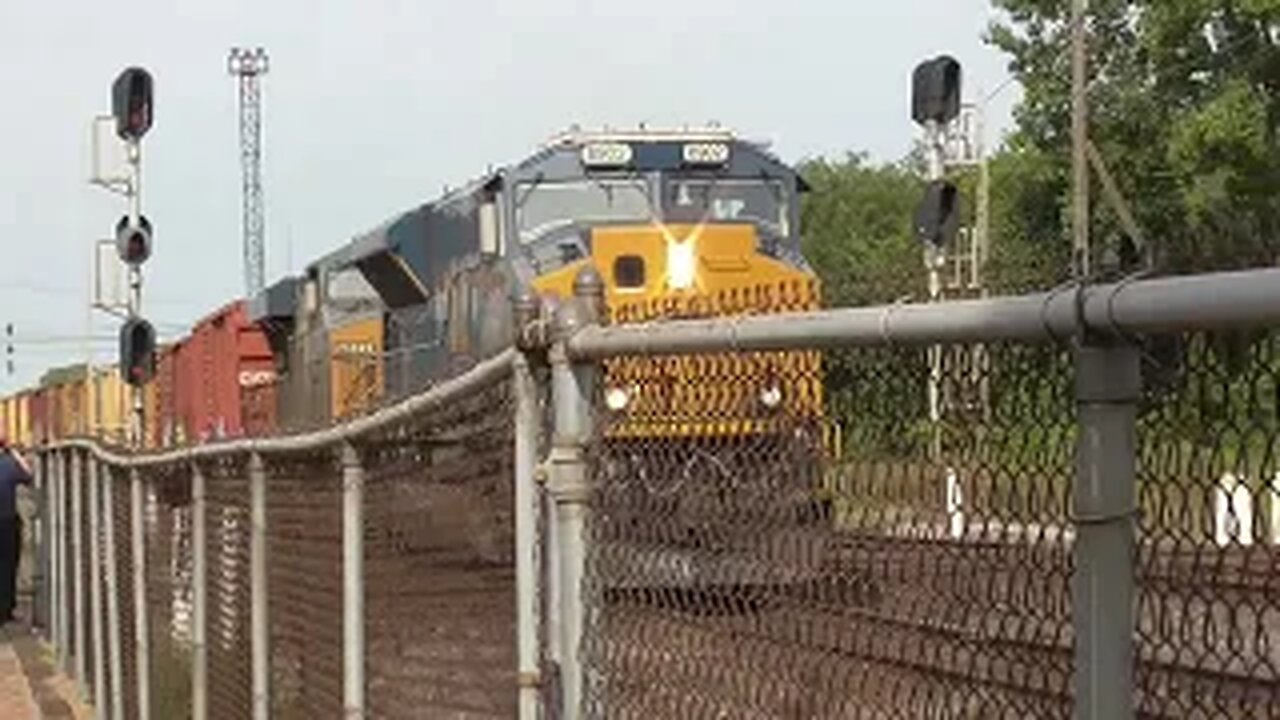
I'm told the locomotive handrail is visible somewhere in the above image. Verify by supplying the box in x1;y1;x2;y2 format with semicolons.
566;266;1280;359
47;347;517;466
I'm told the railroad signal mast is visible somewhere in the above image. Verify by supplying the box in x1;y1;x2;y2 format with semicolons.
228;47;269;300
98;66;157;446
911;55;963;462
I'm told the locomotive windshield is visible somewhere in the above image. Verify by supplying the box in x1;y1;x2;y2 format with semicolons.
661;178;789;239
516;176;789;244
516;179;652;245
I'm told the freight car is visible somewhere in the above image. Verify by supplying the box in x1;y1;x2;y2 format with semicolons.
0;363;129;447
0;391;33;448
42;364;128;444
149;301;277;446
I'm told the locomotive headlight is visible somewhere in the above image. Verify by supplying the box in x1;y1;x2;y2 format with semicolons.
759;383;784;410
605;386;631;412
667;237;697;290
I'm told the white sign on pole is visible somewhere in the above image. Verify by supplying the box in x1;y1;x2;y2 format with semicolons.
1269;473;1280;546
90;115;129;191
945;467;965;540
94;239;127;311
1213;472;1254;547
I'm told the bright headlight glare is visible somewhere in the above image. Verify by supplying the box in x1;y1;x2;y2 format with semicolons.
667;238;696;290
605;386;631;411
759;384;783;409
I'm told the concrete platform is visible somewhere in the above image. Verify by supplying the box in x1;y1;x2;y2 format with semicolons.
0;605;92;720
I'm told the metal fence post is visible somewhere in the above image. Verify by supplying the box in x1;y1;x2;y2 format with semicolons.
88;457;107;718
72;448;87;688
249;451;270;720
46;452;60;648
130;466;152;720
56;450;69;671
547;268;601;720
33;451;47;635
514;359;540;718
102;464;125;720
514;292;543;720
341;442;365;720
1073;341;1139;720
191;460;208;720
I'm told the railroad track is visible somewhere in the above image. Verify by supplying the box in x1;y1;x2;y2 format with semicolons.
590;527;1279;717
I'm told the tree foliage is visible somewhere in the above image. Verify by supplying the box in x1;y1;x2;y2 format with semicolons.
796;2;1280;465
799;154;924;307
989;0;1280;274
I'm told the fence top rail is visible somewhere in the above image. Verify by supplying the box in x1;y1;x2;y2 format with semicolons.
48;347;516;468
567;266;1280;359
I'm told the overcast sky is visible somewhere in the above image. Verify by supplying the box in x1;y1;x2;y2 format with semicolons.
0;0;1019;392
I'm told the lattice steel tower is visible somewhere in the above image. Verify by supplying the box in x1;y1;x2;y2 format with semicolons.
228;47;269;298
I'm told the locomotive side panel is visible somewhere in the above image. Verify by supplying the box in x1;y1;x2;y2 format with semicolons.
329;315;384;421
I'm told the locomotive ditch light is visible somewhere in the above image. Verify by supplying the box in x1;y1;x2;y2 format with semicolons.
759;383;784;410
605;386;631;412
914;180;961;250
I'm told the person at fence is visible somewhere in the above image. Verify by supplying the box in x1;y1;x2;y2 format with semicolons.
0;434;32;624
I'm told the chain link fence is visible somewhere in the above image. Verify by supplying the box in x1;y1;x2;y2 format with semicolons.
24;266;1280;720
582;340;1079;719
364;380;517;718
205;455;253;720
1133;330;1280;716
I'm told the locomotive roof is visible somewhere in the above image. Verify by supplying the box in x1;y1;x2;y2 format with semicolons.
261;127;804;311
346;129;800;251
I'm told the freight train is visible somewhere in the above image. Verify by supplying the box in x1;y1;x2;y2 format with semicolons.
2;127;826;471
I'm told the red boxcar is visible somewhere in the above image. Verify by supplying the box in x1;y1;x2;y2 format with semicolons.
168;301;277;444
151;341;183;447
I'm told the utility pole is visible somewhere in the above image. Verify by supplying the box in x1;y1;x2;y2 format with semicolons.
1071;0;1090;279
971;101;990;293
228;47;269;300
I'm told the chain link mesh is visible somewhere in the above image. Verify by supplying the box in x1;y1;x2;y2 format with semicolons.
142;463;194;718
111;463;140;720
30;309;1280;719
1134;329;1280;716
206;456;253;720
363;378;516;719
581;324;1280;718
582;339;1076;718
77;453;100;706
266;450;344;719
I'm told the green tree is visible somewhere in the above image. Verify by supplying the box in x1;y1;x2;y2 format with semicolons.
799;154;925;307
988;0;1280;274
988;0;1280;495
